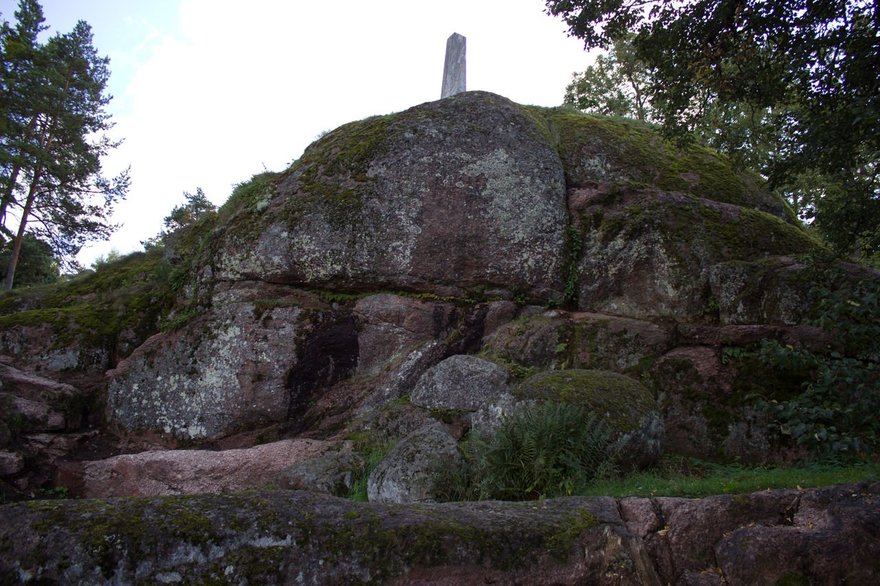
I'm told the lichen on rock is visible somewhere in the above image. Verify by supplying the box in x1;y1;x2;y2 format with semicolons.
213;92;569;303
105;285;346;441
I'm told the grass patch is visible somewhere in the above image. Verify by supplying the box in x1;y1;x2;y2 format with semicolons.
345;432;396;502
579;456;880;498
435;402;617;502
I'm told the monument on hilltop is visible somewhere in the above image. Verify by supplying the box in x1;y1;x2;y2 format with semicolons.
441;33;466;98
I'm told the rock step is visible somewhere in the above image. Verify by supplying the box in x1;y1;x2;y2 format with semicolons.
57;439;335;498
1;482;877;585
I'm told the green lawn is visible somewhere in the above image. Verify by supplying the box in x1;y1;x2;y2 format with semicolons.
579;457;880;498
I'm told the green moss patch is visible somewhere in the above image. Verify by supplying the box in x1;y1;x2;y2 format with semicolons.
524;105;792;221
594;190;820;266
515;369;655;432
0;249;177;354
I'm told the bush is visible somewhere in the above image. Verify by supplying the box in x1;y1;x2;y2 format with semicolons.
436;402;616;501
754;266;880;457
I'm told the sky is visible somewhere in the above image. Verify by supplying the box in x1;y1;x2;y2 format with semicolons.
0;0;594;267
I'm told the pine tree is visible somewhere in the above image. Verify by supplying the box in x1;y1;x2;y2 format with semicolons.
0;1;128;289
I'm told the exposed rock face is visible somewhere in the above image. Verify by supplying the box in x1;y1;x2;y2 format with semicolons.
485;310;674;373
367;421;461;503
571;188;817;320
2;482;877;585
57;439;333;498
106;284;356;441
354;294;458;377
215;92;568;303
0;361;99;497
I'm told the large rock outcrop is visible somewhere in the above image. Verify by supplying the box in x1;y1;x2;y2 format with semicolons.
2;482;877;585
570;187;818;320
215;92;569;303
1;89;877;498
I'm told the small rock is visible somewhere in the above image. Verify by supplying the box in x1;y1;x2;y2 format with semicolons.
275;448;362;496
367;422;460;503
0;451;24;476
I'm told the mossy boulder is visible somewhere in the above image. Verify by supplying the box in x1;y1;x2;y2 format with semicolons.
213;91;568;303
525;106;792;220
515;369;662;469
367;421;461;504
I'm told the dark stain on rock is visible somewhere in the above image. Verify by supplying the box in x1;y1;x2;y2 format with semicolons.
286;314;358;432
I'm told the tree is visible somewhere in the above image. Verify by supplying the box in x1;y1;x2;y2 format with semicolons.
141;188;217;250
0;0;128;289
0;233;58;287
564;35;653;121
0;0;47;230
564;35;780;174
546;0;880;259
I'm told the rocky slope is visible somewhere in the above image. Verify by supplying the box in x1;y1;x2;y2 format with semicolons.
0;91;878;582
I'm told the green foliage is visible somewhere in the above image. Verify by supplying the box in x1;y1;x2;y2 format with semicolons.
564;34;651;122
89;248;121;270
142;187;217;250
436;402;616;501
752;268;880;457
0;234;58;287
1;1;129;287
345;432;395;502
562;225;582;307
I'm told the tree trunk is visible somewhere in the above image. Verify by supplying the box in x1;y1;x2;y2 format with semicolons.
0;115;39;228
3;167;41;290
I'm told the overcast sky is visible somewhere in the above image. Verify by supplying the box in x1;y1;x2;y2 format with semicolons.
0;0;593;266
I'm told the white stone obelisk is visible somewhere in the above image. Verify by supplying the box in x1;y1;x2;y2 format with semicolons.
441;33;466;98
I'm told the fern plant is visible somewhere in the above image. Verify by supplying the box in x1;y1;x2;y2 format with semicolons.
435;402;617;501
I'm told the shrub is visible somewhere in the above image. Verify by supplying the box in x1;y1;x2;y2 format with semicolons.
436;402;616;501
754;266;880;457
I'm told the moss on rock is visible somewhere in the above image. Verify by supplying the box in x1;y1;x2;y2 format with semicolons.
0;249;177;371
1;490;642;584
575;188;822;321
515;369;655;434
524;106;793;221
